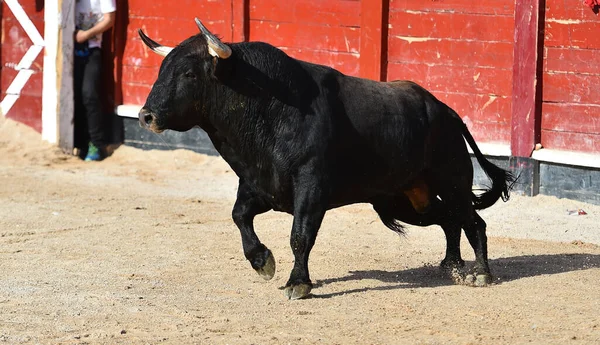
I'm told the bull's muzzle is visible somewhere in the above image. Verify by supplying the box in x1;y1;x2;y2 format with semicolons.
138;107;163;133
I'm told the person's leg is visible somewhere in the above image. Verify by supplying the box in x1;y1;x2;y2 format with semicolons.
81;48;107;159
73;55;89;157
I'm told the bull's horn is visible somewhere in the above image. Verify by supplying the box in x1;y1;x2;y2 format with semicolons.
138;29;174;57
194;18;232;59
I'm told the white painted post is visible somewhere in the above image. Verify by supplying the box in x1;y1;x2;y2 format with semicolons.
42;0;75;152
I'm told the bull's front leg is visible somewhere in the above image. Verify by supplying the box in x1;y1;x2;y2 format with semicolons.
232;180;276;280
284;175;328;300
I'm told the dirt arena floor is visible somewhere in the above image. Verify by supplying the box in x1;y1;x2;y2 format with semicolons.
1;116;599;345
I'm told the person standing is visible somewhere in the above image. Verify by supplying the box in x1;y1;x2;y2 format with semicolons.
74;0;116;161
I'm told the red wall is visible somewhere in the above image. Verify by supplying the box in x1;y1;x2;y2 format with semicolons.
387;0;515;144
121;0;235;105
2;0;599;156
248;0;361;76
541;0;600;153
0;1;44;132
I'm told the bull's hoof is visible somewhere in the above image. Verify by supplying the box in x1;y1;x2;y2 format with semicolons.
255;250;276;281
465;273;492;287
283;283;312;300
440;258;465;270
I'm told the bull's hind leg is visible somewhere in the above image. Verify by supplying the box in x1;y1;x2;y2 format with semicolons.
373;196;465;271
462;211;492;286
232;180;276;280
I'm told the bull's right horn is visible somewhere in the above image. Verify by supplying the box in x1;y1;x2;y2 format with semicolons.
194;18;232;59
138;29;174;57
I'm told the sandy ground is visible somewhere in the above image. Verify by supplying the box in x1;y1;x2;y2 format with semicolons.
1;116;599;345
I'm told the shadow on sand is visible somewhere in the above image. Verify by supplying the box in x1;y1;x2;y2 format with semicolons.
311;253;600;299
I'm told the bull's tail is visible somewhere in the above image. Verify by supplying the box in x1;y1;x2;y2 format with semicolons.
451;110;517;210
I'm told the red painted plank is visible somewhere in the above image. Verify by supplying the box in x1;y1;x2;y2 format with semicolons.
511;0;543;157
389;0;514;15
468;121;511;144
122;83;152;106
232;0;247;42
545;21;600;49
128;0;231;21
1;19;45;47
122;38;169;68
435;92;512;124
120;66;160;86
4;95;42;133
388;11;514;42
127;17;225;45
1;68;43;96
544;47;600;75
1;44;44;71
541;130;600;153
543;72;600;104
249;0;361;27
359;0;385;80
387;62;512;96
248;21;360;53
280;48;360;76
542;102;600;134
1;7;44;21
545;0;600;21
387;37;513;69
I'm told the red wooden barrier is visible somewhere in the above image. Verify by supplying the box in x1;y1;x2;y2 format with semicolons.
3;0;599;157
541;0;600;154
511;0;544;157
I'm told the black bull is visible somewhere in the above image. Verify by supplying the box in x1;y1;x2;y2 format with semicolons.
137;19;515;300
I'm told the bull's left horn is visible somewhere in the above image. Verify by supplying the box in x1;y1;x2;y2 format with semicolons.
138;29;174;57
194;18;232;59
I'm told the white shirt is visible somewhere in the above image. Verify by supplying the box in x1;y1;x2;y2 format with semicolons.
75;0;116;49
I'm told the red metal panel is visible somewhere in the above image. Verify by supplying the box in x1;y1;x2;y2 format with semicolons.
249;0;360;27
542;103;600;135
390;0;514;15
543;72;600;105
388;38;513;69
541;130;600;153
511;0;543;157
388;11;514;42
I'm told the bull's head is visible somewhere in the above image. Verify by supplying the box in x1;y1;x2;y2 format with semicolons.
138;19;232;133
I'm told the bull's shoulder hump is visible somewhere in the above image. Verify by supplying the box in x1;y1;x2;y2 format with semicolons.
385;80;423;90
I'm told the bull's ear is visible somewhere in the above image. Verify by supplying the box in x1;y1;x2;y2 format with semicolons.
194;18;232;59
138;29;174;57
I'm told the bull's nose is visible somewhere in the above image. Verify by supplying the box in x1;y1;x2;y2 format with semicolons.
138;108;156;128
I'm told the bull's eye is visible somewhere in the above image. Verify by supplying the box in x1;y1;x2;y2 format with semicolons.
184;71;196;79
